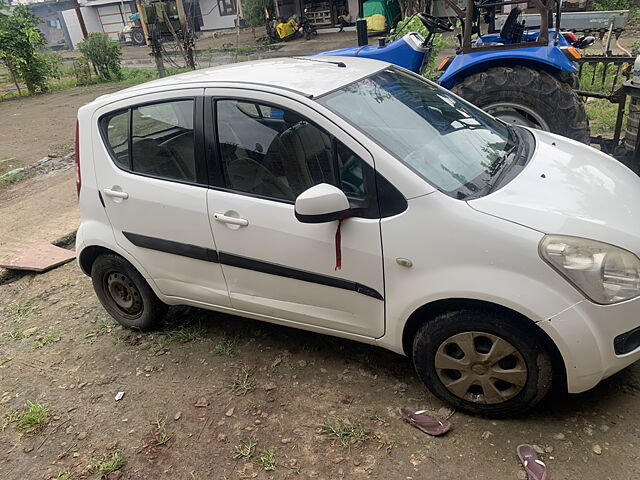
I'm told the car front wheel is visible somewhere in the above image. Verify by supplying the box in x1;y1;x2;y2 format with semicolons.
412;309;553;417
91;253;167;330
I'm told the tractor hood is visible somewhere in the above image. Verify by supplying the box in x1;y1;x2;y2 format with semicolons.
468;129;640;255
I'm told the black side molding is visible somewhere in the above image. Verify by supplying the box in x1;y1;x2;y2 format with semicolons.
122;232;383;301
219;252;383;301
123;232;219;263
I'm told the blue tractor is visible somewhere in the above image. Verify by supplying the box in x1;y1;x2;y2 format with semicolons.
316;0;591;143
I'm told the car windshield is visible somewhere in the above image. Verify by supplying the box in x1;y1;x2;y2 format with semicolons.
318;68;516;199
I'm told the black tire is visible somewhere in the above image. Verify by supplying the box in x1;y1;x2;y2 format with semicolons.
451;66;590;144
91;253;167;330
131;29;146;46
412;309;553;418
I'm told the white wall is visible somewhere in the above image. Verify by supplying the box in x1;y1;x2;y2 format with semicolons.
199;0;236;30
61;6;102;48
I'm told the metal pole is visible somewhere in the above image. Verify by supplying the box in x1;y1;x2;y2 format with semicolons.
356;0;367;46
72;0;88;39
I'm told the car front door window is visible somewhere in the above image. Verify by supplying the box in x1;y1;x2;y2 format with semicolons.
215;99;370;205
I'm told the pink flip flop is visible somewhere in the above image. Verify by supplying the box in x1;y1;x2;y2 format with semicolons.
399;407;452;436
517;444;552;480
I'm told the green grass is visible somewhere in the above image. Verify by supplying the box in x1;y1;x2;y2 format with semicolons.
231;366;255;396
33;332;60;349
4;299;40;323
164;324;205;343
0;67;190;102
153;413;171;446
256;448;277;471
213;336;238;356
320;419;368;448
0;169;34;189
92;451;125;478
578;61;630;94
51;474;69;480
232;438;257;459
6;401;49;431
585;98;628;136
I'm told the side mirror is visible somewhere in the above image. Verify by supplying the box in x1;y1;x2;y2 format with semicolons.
574;36;596;49
295;183;350;223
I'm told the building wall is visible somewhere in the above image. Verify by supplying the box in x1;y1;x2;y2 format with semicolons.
199;0;236;30
30;1;73;47
61;6;101;48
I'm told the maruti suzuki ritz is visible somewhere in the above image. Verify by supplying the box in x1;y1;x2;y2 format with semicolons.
75;57;640;417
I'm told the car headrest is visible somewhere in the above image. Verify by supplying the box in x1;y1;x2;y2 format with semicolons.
283;110;303;125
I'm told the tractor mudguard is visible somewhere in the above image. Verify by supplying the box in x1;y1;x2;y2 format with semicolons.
313;33;429;73
439;44;578;89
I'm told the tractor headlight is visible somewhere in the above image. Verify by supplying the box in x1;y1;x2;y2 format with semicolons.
540;235;640;305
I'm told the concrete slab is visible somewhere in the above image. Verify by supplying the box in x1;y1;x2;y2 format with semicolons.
0;240;75;272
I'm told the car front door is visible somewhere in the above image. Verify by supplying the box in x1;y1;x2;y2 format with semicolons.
92;90;230;308
204;89;385;337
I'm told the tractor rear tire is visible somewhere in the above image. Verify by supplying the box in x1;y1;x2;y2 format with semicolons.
451;66;590;144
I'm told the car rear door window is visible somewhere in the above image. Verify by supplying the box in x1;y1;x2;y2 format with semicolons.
131;100;196;182
100;110;129;169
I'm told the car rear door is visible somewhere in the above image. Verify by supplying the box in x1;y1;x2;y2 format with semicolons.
203;88;385;338
92;89;230;307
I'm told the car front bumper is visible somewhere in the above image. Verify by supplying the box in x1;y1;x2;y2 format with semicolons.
537;296;640;393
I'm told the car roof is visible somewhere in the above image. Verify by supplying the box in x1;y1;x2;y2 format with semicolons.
98;56;389;104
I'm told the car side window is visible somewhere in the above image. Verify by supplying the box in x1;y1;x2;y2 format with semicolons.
131;100;196;182
215;99;370;204
100;110;129;169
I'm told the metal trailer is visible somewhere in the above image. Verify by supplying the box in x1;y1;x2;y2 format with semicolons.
493;9;630;32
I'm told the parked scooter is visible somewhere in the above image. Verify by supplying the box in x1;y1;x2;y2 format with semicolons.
299;9;318;40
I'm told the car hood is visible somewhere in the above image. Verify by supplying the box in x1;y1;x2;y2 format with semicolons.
468;129;640;255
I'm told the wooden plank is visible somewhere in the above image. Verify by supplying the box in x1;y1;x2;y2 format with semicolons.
0;241;75;273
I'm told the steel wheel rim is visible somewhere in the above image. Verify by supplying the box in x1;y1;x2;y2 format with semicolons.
484;102;550;131
104;270;143;317
434;331;528;405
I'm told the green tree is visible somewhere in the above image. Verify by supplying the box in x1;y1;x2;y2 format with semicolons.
242;0;273;28
0;5;55;94
77;33;122;81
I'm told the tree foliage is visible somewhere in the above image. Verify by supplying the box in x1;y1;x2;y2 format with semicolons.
78;33;123;81
0;5;57;94
242;0;273;27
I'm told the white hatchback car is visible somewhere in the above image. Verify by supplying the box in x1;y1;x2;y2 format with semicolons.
76;57;640;417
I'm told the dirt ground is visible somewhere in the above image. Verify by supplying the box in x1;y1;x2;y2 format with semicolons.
1;42;640;480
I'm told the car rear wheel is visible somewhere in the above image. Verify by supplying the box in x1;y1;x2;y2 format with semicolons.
450;66;590;144
91;253;167;330
412;309;553;417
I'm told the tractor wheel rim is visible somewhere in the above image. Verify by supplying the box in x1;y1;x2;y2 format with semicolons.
105;271;143;315
434;331;528;405
484;102;550;131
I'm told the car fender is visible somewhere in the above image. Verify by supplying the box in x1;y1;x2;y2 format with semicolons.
374;193;586;356
439;45;578;89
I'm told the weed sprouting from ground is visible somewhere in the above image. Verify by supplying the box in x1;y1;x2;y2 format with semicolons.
368;411;384;422
256;448;277;471
232;438;257;459
231;366;255;396
33;332;60;349
92;451;125;477
51;474;69;480
213;336;238;356
164;324;205;343
320;419;368;448
6;401;48;431
153;412;171;446
4;299;40;323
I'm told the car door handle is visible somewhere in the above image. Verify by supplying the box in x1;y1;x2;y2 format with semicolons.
213;213;249;226
103;188;129;200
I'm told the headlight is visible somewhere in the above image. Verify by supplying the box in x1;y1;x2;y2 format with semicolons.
540;235;640;305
